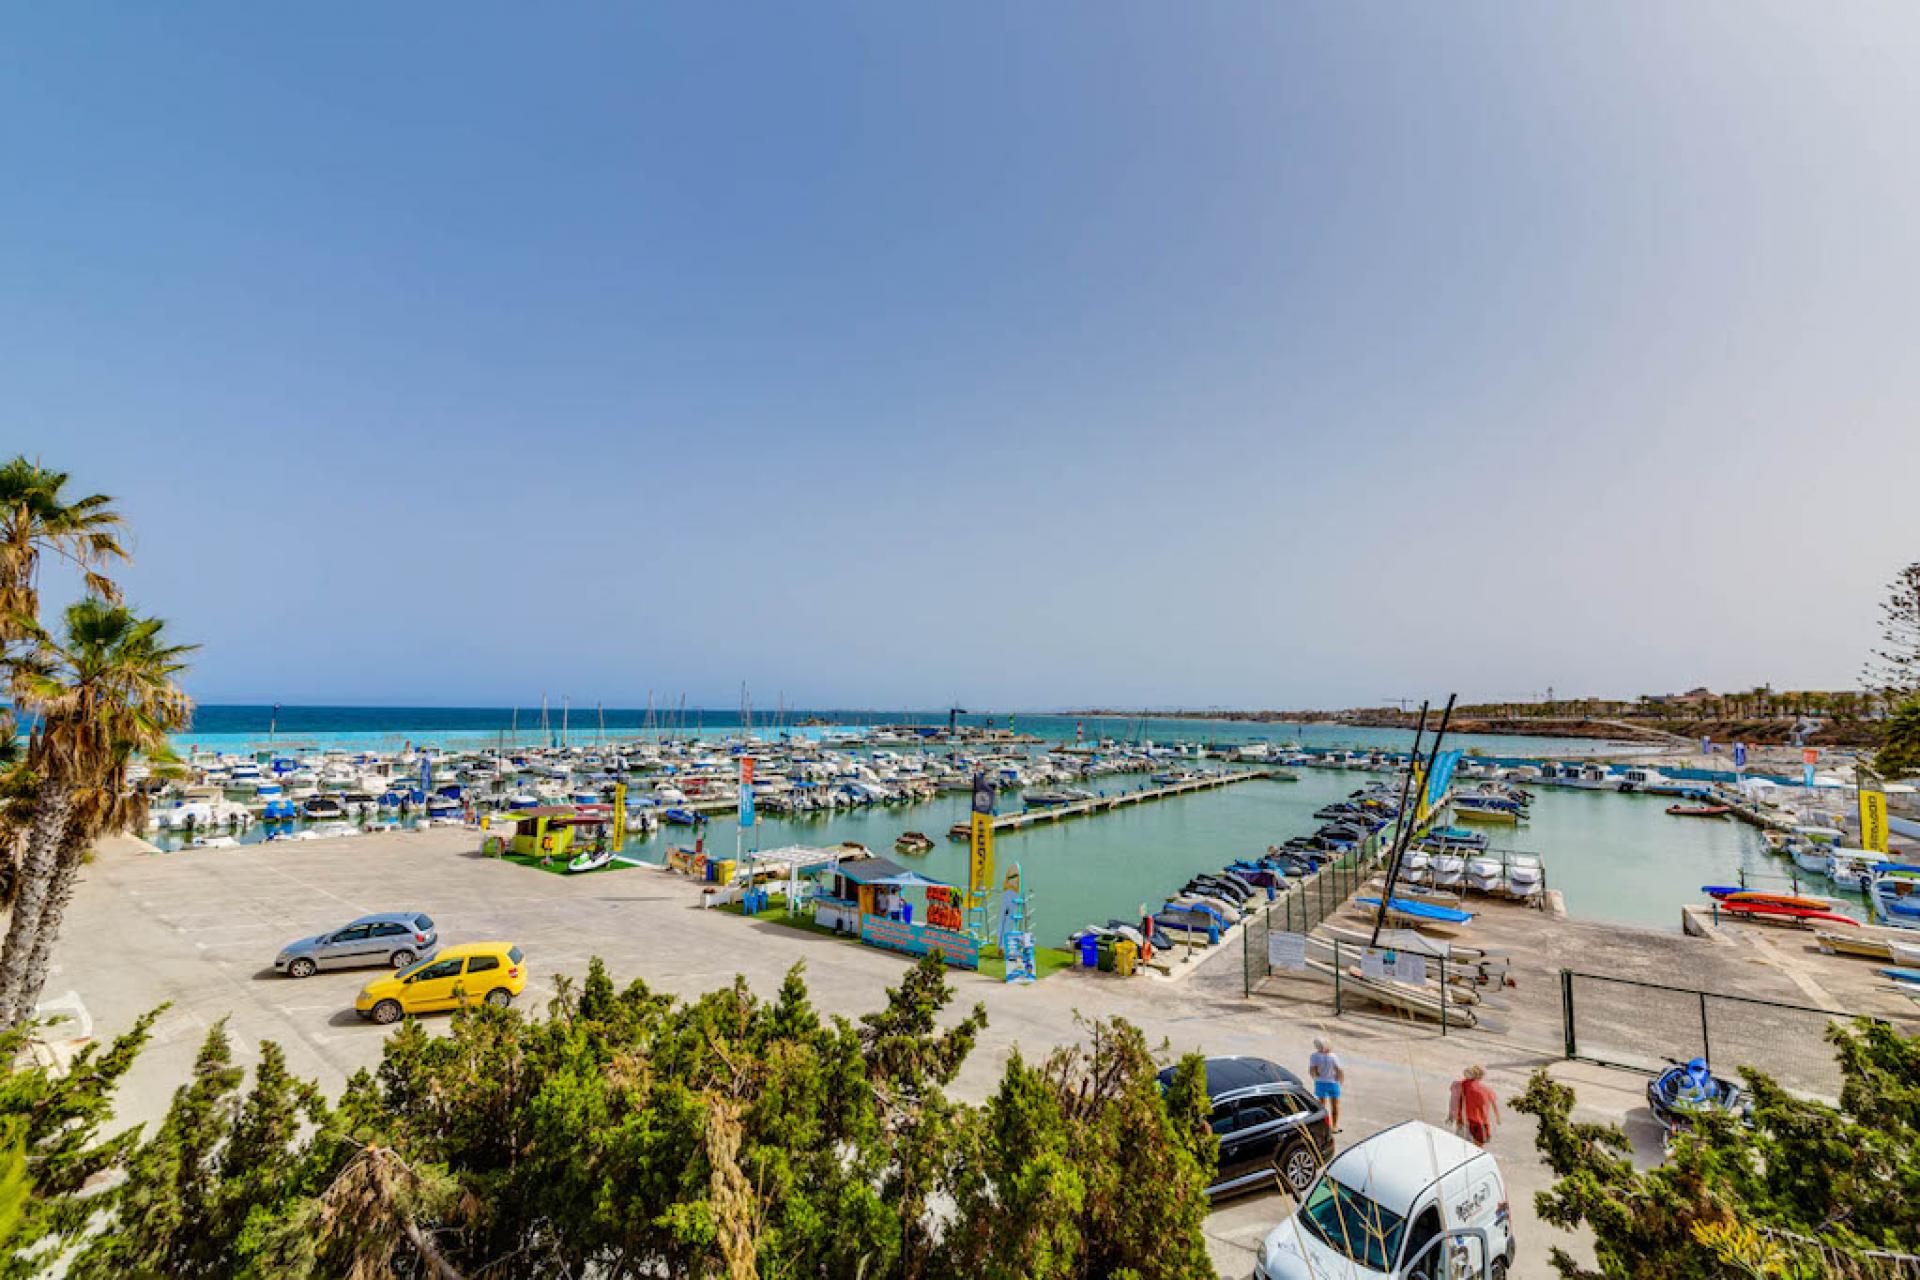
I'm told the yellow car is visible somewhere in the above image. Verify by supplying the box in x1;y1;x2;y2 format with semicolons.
354;941;526;1024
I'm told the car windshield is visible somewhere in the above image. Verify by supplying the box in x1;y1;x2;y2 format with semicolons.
394;953;440;981
1298;1174;1407;1272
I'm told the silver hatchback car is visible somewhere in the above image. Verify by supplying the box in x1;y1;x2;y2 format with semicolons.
274;912;438;978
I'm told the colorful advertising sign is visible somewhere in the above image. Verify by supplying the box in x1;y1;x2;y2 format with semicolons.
612;783;628;849
968;773;996;908
1860;769;1890;853
859;915;981;969
738;756;755;828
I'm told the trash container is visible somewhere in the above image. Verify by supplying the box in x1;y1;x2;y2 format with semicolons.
1097;938;1117;972
1078;934;1100;968
1114;939;1138;977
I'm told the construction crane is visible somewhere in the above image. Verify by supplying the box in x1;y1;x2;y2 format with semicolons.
1380;697;1420;712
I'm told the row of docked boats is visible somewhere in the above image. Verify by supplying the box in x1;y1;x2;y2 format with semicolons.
1067;783;1409;955
1756;823;1920;924
145;732;1184;845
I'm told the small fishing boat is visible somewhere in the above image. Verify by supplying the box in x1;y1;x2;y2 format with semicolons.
1666;803;1731;818
947;822;973;841
1451;796;1521;824
894;831;934;856
1823;848;1887;892
300;795;345;821
1868;865;1920;929
663;807;704;826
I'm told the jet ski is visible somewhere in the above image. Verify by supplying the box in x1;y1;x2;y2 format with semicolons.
567;846;615;874
1647;1057;1747;1146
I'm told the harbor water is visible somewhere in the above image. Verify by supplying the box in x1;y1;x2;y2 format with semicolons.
148;703;1848;938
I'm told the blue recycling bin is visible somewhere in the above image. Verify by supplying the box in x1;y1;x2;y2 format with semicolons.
1078;934;1100;968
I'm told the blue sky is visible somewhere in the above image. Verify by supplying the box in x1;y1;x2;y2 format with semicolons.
8;4;1919;709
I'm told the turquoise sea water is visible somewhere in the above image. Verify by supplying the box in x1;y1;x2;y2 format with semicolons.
171;705;1635;759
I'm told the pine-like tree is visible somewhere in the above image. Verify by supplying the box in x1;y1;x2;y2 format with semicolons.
1865;562;1920;697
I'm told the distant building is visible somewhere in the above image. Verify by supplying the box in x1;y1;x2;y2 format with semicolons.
1641;687;1715;708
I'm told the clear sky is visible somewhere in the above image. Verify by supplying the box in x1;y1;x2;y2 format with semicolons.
8;4;1919;710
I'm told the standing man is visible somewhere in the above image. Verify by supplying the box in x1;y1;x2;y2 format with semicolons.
1308;1037;1344;1134
1449;1065;1501;1146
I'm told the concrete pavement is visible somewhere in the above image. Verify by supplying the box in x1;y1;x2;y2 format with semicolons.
42;827;1651;1276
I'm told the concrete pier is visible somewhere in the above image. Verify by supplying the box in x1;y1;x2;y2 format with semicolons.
991;768;1291;832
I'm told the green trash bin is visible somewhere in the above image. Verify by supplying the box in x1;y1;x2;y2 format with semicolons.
1097;938;1117;972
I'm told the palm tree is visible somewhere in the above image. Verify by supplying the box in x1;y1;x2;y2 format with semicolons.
0;456;126;652
0;600;192;1030
0;459;125;910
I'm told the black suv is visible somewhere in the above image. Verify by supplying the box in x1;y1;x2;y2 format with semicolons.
1158;1055;1332;1199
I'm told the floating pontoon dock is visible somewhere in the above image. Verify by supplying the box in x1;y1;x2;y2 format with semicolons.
991;768;1291;833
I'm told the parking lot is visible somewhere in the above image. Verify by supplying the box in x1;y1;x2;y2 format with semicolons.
49;827;1624;1275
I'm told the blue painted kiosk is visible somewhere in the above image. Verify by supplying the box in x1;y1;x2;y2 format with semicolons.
814;856;981;970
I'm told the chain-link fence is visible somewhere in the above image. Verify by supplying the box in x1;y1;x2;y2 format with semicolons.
1562;970;1873;1101
1243;837;1381;997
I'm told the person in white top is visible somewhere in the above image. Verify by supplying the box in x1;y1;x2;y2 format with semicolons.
1307;1036;1344;1133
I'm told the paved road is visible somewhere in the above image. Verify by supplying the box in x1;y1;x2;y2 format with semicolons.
45;828;1651;1275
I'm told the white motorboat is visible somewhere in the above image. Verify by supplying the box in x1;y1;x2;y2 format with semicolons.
1828;848;1890;893
1464;857;1503;893
1790;842;1833;876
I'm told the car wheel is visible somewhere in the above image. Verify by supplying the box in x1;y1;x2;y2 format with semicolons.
485;988;512;1009
1276;1141;1320;1196
372;999;403;1025
287;957;317;979
390;949;416;969
1490;1261;1508;1280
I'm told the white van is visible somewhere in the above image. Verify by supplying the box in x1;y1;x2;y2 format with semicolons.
1254;1120;1514;1280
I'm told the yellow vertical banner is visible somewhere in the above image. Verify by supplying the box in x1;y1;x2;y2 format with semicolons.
1860;770;1889;853
1413;765;1430;825
969;812;994;906
612;782;628;850
967;772;996;908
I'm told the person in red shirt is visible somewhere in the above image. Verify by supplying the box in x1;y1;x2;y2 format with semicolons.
1449;1064;1500;1146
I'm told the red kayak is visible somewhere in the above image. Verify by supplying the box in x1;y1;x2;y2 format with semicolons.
1718;900;1859;927
1668;804;1731;817
1720;890;1836;910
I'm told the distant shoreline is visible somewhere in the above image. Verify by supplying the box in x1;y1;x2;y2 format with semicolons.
1059;708;1879;748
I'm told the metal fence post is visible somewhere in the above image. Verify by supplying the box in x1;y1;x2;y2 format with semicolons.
1700;991;1712;1063
1334;938;1343;1014
1243;915;1250;997
1440;956;1448;1037
1561;969;1576;1058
